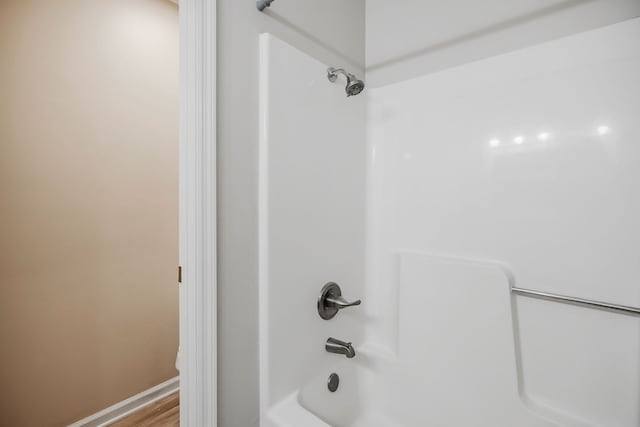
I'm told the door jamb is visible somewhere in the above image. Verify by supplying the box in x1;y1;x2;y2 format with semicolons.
179;0;217;425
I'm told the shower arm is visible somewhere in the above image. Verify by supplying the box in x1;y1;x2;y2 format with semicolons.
327;68;348;82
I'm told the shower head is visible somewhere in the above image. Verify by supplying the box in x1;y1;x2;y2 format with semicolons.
327;67;365;97
345;76;365;97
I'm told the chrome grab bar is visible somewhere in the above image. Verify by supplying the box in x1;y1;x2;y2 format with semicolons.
512;287;640;316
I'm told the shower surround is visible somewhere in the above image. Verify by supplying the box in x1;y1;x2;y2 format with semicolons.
259;18;640;427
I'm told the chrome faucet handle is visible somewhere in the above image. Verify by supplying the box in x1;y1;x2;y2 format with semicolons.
325;295;361;309
318;282;361;320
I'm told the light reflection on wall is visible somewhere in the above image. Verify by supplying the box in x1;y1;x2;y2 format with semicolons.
487;125;612;149
537;132;551;141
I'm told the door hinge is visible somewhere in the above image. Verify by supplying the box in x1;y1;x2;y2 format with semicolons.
178;266;182;284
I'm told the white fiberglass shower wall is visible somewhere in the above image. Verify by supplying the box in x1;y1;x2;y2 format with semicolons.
366;18;640;427
258;16;640;427
259;33;367;427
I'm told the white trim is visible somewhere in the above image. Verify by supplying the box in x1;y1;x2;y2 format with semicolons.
67;377;179;427
179;0;217;426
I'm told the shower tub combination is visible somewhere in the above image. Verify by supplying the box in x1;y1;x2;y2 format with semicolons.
266;256;570;427
259;18;640;427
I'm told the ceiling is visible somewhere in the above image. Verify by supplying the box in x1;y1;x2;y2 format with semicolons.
365;0;640;86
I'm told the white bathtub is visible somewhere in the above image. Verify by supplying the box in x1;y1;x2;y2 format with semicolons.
267;357;389;427
267;344;566;427
262;248;627;427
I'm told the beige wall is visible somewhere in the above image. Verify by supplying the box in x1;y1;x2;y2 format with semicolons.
0;1;179;426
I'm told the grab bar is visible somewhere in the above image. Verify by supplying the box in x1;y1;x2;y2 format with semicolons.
512;287;640;316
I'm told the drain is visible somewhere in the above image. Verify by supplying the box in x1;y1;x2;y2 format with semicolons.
327;373;339;392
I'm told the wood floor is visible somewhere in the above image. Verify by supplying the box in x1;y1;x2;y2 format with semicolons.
110;392;179;427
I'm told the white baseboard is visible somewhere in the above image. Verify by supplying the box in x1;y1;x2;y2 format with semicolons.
67;376;179;427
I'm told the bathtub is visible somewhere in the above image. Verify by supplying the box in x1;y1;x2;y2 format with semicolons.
266;344;567;427
266;355;389;427
260;249;608;427
262;250;638;427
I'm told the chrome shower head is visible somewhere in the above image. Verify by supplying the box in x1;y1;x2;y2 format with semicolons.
327;67;365;97
345;76;364;97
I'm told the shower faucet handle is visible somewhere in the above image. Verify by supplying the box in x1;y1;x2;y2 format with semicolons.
318;282;361;320
325;295;361;309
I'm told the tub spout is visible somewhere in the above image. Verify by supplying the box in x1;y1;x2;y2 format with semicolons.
325;337;356;358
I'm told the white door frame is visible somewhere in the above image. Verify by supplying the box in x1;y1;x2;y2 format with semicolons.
179;0;217;425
